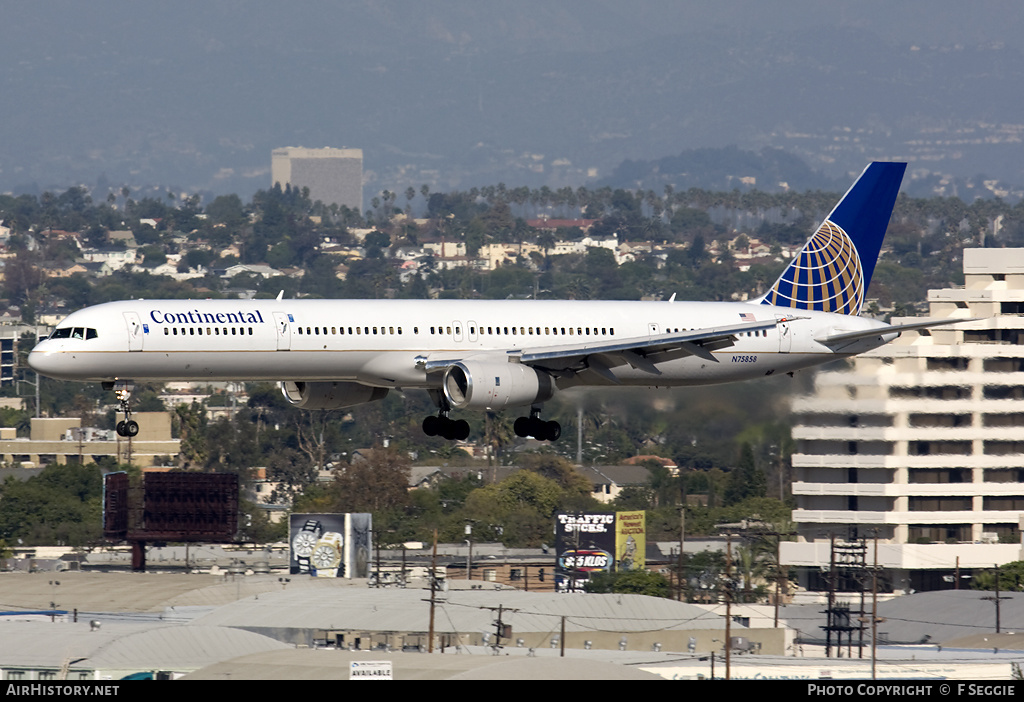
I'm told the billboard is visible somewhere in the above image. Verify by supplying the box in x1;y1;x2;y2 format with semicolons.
555;511;647;591
290;513;372;579
102;471;238;542
615;510;646;572
554;512;615;592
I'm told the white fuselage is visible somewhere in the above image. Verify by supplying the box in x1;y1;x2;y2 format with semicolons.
28;298;892;392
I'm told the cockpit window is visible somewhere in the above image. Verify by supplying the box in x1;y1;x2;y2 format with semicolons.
49;327;97;340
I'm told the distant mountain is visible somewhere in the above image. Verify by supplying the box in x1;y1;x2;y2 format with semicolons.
600;147;1024;201
601;147;845;193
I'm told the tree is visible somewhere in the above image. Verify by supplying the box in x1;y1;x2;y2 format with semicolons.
724;442;766;506
0;462;104;546
318;448;411;514
174;402;208;469
584;570;672;598
518;453;592;496
461;470;569;547
971;561;1024;591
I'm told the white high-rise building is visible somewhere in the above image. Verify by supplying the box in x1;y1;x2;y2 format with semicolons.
271;147;363;211
782;248;1024;594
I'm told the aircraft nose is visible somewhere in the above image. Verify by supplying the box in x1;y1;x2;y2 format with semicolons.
28;347;67;379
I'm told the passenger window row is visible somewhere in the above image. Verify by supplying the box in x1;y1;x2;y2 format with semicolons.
164;327;254;336
427;325;616;337
298;326;404;336
292;324;618;338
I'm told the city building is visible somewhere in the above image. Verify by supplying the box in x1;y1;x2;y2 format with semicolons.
271;146;362;211
0;413;180;468
782;248;1024;594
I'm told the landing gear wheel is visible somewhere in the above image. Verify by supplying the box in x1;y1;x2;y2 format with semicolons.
111;380;137;437
422;413;471;442
514;416;531;438
513;412;561;442
422;415;440;436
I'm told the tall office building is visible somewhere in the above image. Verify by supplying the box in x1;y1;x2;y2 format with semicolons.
271;147;363;211
782;248;1024;594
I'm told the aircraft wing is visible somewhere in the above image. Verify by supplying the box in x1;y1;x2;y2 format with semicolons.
418;318;780;382
415;319;782;384
507;317;782;381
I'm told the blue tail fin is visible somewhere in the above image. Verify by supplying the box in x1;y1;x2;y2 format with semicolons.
758;161;906;315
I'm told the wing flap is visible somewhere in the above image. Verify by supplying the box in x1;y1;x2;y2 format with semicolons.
514;318;781;373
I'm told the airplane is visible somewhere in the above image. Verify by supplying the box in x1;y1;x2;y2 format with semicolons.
28;161;957;442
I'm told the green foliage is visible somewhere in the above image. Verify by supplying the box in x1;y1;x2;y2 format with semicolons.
584;569;672;598
0;462;104;546
971;561;1024;591
684;496;792;537
723;442;766;506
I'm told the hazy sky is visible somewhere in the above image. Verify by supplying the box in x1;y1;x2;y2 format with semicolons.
2;1;1022;199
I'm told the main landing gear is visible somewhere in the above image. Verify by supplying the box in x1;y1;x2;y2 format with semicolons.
421;392;561;443
422;413;471;441
422;391;471;441
514;407;561;442
104;380;139;438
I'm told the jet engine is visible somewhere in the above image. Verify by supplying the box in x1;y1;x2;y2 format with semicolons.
280;381;389;410
441;361;555;411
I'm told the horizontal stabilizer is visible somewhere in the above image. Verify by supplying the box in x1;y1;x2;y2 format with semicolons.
815;317;976;346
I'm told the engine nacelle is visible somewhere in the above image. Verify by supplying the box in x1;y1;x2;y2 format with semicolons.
442;361;555;411
280;381;389;410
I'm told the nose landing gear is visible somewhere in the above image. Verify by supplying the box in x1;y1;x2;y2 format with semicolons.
105;380;139;438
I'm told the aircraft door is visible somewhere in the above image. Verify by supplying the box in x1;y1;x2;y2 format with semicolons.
468;320;478;343
123;312;145;352
453;321;463;342
777;316;792;353
274;312;291;351
648;323;660;338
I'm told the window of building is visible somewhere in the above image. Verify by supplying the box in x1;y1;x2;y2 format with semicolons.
909;497;972;511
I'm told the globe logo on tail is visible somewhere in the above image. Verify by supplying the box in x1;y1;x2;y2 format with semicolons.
764;220;865;315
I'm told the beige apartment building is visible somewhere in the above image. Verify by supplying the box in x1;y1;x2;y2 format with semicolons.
271;146;362;211
0;413;180;468
782;248;1024;594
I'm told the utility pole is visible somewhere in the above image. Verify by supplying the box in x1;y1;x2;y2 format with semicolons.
677;504;686;601
826;532;836;657
982;564;1009;633
495;604;506;649
465;523;473;580
576;405;583;466
428;530;438;652
560;615;566;657
725;534;733;681
871;535;882;679
823;533;868;658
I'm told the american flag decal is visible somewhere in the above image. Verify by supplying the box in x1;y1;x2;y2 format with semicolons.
739;312;755;322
